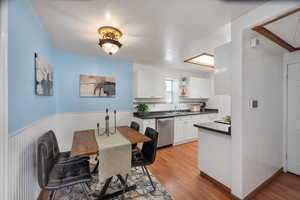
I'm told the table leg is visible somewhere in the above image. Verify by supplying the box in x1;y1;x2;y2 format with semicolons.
94;175;136;200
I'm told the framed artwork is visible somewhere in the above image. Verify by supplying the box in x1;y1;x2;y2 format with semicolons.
35;53;53;96
80;74;116;97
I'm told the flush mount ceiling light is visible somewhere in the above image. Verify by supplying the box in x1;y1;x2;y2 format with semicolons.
184;53;214;68
98;26;122;55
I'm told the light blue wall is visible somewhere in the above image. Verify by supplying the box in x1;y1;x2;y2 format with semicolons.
8;0;56;133
8;0;133;133
54;51;133;113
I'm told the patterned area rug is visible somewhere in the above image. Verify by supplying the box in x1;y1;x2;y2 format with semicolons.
55;166;174;200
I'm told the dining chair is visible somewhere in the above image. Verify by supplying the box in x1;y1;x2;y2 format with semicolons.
131;127;159;191
130;121;140;149
47;130;89;164
37;132;92;200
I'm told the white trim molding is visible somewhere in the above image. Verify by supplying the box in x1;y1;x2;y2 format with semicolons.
0;0;8;200
282;51;300;173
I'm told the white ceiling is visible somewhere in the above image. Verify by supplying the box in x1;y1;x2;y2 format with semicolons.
32;0;265;70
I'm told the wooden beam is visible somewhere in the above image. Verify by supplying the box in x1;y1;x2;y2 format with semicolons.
259;7;300;27
252;26;296;52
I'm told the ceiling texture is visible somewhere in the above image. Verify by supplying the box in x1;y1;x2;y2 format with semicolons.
32;0;264;70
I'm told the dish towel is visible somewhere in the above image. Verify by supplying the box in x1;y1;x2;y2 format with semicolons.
94;129;131;182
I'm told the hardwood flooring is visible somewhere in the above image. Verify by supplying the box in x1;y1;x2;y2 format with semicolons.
148;141;300;200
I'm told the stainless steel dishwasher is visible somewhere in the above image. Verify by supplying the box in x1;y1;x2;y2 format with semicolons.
156;117;174;148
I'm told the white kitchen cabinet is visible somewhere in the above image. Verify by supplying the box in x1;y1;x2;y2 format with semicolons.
187;77;211;99
141;119;156;133
214;42;231;95
174;114;217;145
133;117;156;148
174;116;198;144
134;69;165;98
174;119;185;143
133;117;156;134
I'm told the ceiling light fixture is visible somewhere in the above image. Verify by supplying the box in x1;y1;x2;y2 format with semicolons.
184;53;214;68
98;26;122;55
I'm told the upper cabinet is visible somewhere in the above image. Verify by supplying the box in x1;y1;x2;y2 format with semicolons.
214;42;232;95
186;77;211;99
134;69;165;99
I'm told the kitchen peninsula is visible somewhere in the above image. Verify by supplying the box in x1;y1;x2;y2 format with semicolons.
194;121;231;189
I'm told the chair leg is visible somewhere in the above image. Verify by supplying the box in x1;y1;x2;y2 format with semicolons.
144;166;155;192
141;166;145;175
80;183;91;200
50;190;57;200
122;174;129;200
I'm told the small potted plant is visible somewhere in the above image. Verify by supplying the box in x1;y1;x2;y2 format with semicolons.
136;104;149;113
223;115;231;124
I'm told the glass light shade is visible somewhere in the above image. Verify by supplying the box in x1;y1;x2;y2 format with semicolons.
184;53;214;68
101;42;119;55
192;54;214;66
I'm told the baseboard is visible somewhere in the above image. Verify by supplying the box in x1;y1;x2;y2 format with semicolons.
200;171;231;193
174;137;198;145
230;193;241;200
243;168;283;200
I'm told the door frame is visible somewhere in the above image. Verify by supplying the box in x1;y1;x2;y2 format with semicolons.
0;0;8;199
283;52;300;173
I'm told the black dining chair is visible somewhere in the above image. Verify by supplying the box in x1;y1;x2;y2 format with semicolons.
47;130;89;164
130;121;140;149
37;132;92;200
131;127;159;191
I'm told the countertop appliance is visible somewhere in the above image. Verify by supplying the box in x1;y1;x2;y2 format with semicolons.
189;102;206;112
156;117;174;148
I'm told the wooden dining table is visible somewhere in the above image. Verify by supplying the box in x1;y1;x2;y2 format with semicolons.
70;126;152;200
71;126;151;157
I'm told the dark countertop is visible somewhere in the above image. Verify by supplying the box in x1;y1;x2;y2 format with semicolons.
194;121;231;136
133;109;218;119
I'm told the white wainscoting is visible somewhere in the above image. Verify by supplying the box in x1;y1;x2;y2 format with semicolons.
8;110;133;200
8;114;57;200
55;110;133;151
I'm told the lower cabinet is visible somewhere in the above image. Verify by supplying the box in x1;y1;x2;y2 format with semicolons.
133;118;156;148
174;114;217;145
174;116;197;145
134;114;218;146
141;119;156;133
174;120;185;143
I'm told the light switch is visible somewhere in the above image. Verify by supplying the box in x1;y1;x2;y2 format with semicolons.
250;38;259;48
249;99;258;109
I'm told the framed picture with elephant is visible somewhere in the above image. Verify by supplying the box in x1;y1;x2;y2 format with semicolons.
80;74;116;97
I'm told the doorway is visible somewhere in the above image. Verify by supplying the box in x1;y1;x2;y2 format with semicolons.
287;62;300;175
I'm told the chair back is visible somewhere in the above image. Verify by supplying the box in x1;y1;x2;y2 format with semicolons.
141;127;159;164
37;132;56;189
47;130;60;158
130;121;140;132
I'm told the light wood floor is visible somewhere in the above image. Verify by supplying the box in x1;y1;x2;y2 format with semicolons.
148;141;300;200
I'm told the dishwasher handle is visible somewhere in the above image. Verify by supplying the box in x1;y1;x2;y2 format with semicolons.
156;117;174;121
